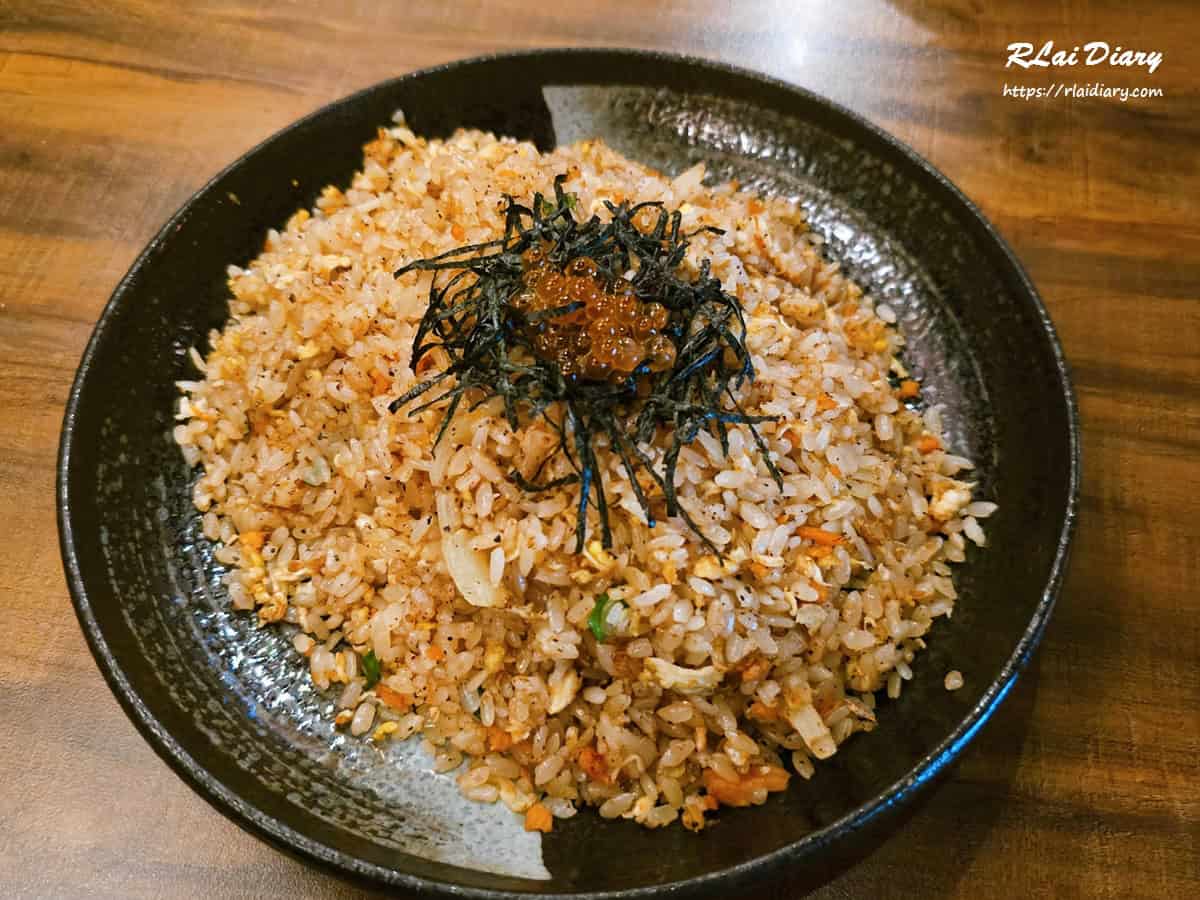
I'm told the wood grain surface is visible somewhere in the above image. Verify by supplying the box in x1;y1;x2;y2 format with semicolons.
1;1;1197;897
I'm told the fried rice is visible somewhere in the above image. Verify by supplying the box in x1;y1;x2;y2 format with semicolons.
173;116;995;832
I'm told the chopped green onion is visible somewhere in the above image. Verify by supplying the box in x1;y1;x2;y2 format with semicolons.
362;649;381;688
588;593;625;642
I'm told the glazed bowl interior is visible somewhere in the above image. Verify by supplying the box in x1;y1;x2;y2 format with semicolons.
58;49;1077;897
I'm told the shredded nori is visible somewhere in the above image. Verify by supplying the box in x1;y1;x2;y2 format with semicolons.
390;174;782;553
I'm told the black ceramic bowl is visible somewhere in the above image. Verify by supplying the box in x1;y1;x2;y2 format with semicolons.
58;49;1079;897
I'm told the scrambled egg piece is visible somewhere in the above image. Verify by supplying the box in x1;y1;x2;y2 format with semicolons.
645;659;723;695
930;484;972;521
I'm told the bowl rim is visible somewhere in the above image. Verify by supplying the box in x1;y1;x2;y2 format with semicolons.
57;45;1081;899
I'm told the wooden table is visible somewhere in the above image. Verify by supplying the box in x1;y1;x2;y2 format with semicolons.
2;2;1196;897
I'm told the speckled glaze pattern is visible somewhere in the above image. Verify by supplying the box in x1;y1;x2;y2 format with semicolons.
58;49;1079;899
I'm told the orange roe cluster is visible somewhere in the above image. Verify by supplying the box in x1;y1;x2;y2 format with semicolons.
512;243;676;383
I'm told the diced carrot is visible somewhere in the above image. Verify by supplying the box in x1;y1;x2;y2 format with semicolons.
828;464;842;478
702;770;748;806
755;765;791;792
524;802;553;833
487;727;513;752
376;684;412;711
747;701;779;721
816;393;838;411
898;379;921;399
414;348;447;377
425;645;444;661
577;747;610;784
917;435;941;454
807;545;833;560
797;526;844;546
450;222;466;241
370;369;391;396
739;657;770;682
239;531;265;551
702;765;791;807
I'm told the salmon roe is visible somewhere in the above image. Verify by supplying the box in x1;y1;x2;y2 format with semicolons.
512;244;676;383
